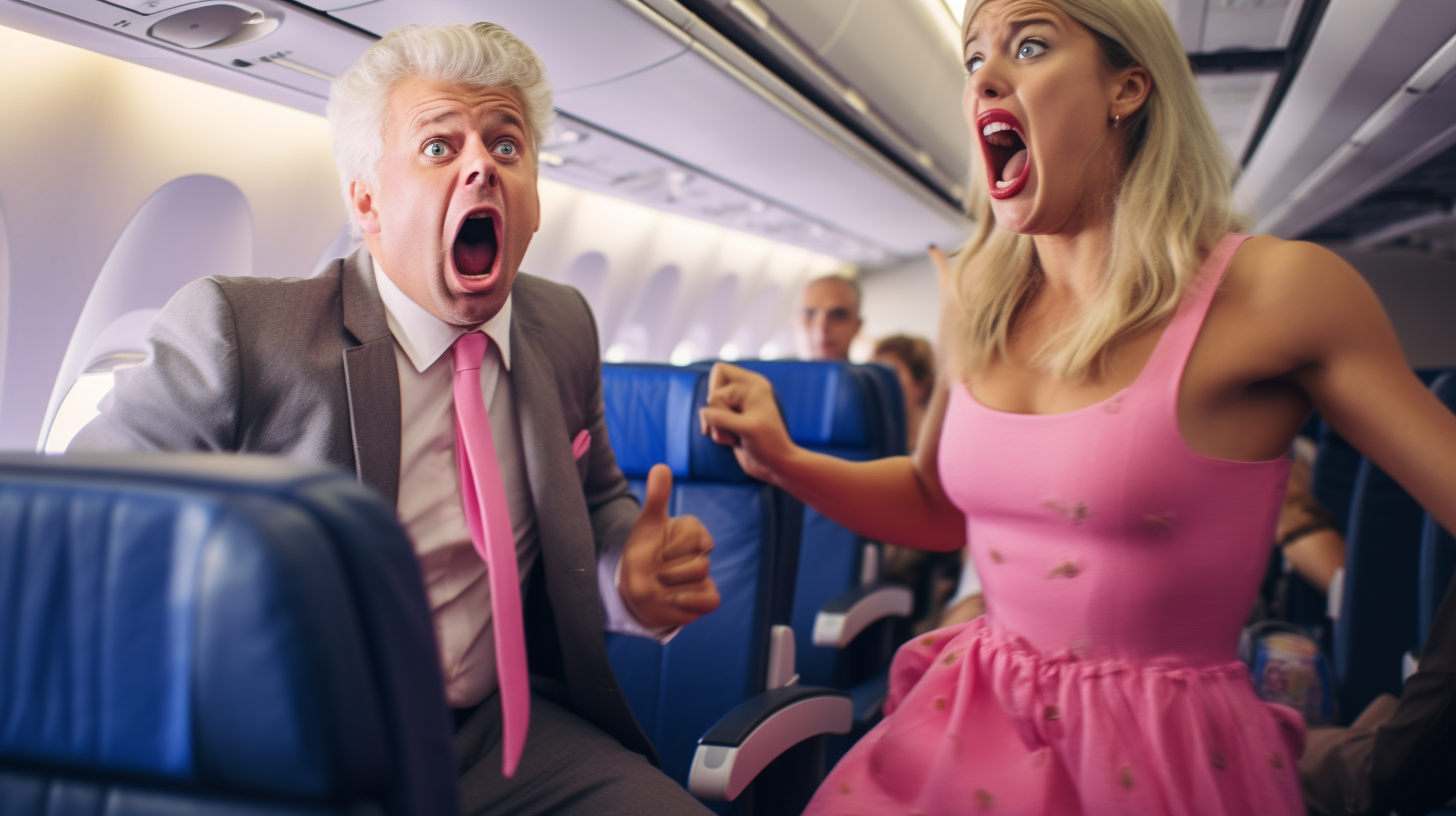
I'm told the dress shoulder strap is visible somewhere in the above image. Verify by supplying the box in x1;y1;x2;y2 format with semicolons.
1138;233;1251;391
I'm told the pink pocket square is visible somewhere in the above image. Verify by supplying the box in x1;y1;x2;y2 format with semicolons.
571;429;591;460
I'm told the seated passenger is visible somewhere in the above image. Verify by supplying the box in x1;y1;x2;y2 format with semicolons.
71;22;719;816
1299;565;1456;815
698;0;1456;812
797;274;864;361
1275;436;1345;596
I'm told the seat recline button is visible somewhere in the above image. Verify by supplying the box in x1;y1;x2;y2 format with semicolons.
148;5;255;49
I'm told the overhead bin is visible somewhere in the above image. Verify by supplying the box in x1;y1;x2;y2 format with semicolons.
4;0;968;260
3;0;376;113
1241;0;1456;237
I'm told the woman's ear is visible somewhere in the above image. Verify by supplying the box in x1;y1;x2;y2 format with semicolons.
1110;65;1152;122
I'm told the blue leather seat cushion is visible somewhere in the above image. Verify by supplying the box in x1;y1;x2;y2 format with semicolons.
0;455;451;809
0;769;383;815
735;361;869;449
606;480;769;787
602;365;745;482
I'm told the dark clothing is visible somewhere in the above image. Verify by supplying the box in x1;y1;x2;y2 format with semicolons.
1300;569;1456;815
455;686;710;816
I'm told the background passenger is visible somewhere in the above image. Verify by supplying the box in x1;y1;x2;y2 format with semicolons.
71;22;718;816
873;333;936;451
796;274;863;361
698;0;1456;812
1299;564;1456;815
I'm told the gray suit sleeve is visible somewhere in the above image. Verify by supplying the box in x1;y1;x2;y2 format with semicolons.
575;293;640;560
69;278;241;453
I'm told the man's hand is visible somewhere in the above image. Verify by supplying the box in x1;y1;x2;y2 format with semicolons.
698;363;797;483
619;464;720;630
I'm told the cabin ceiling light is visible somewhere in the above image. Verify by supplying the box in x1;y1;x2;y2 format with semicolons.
148;2;280;50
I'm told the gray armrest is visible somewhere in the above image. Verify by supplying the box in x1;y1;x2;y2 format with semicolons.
688;686;852;801
812;582;913;648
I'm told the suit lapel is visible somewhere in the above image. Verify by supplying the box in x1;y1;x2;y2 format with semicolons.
339;248;402;506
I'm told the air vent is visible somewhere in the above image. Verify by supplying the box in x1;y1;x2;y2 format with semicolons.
147;2;280;49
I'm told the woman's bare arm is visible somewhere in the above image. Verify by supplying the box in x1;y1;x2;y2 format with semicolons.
699;363;966;550
1271;241;1456;538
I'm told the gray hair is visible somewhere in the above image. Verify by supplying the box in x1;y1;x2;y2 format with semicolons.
327;22;553;218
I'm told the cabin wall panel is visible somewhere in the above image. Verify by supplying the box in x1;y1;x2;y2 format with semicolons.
0;24;344;449
858;254;940;362
1339;248;1456;369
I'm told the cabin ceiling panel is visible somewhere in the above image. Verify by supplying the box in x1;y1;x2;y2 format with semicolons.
1199;0;1304;52
325;0;691;92
1196;71;1278;166
793;0;970;183
555;48;968;258
1241;0;1456;228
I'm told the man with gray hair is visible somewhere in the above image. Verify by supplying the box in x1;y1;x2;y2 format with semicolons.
73;22;718;815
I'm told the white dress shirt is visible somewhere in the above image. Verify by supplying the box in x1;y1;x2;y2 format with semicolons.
372;258;659;709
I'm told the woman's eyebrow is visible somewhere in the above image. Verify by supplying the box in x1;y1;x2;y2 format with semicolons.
966;16;1060;48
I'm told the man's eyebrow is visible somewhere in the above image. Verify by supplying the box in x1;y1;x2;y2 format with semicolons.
411;109;461;131
485;109;526;132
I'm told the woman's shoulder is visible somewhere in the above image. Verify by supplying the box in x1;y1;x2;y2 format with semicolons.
1211;233;1388;360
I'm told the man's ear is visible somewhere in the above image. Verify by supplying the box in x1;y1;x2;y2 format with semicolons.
349;179;382;236
1110;65;1152;122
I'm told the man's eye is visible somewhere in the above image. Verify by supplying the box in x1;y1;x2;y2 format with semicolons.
1018;39;1048;59
966;55;984;74
424;141;449;158
495;141;517;157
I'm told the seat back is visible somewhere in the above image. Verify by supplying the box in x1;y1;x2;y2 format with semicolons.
1335;456;1426;721
1420;373;1456;649
731;361;906;690
601;365;802;790
0;454;456;816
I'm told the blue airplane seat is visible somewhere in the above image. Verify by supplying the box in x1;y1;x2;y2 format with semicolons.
1334;455;1426;723
730;361;912;717
601;364;851;813
0;453;456;816
1419;373;1456;649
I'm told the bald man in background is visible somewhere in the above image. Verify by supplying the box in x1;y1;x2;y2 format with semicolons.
796;275;862;361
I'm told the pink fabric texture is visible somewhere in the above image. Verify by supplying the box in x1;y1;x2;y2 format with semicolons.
453;331;530;778
805;235;1306;815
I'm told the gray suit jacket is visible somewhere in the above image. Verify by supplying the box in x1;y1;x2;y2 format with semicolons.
72;247;653;760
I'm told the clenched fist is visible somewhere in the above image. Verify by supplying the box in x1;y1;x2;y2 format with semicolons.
619;464;721;630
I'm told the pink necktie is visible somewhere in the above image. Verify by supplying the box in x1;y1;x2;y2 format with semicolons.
452;331;529;778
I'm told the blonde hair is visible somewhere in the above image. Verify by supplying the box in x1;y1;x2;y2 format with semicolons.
327;22;553;229
954;0;1247;380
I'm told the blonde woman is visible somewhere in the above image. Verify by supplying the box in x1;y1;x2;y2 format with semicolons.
699;0;1456;812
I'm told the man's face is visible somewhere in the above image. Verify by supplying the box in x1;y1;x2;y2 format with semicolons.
796;278;862;361
352;75;540;326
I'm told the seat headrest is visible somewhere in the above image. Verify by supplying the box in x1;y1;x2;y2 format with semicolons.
602;365;746;482
732;361;881;450
0;453;456;814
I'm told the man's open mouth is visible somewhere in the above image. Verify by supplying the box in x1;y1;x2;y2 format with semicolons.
453;210;499;279
977;110;1031;200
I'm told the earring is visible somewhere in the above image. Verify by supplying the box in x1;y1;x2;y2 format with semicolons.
1111;114;1121;127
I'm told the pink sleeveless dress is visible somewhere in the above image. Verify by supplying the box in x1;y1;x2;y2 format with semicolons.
804;235;1306;815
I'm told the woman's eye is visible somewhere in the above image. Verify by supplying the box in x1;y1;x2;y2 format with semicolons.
1017;39;1047;59
424;141;449;158
495;141;517;157
966;55;984;74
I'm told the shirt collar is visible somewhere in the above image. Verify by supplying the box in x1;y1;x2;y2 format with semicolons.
370;253;512;373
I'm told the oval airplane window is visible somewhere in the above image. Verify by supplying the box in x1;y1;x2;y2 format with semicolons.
42;353;147;455
607;264;681;362
560;252;610;318
39;175;252;452
670;274;739;365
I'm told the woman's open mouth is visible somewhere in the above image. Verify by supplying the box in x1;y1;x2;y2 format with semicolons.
977;110;1031;200
453;209;500;284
